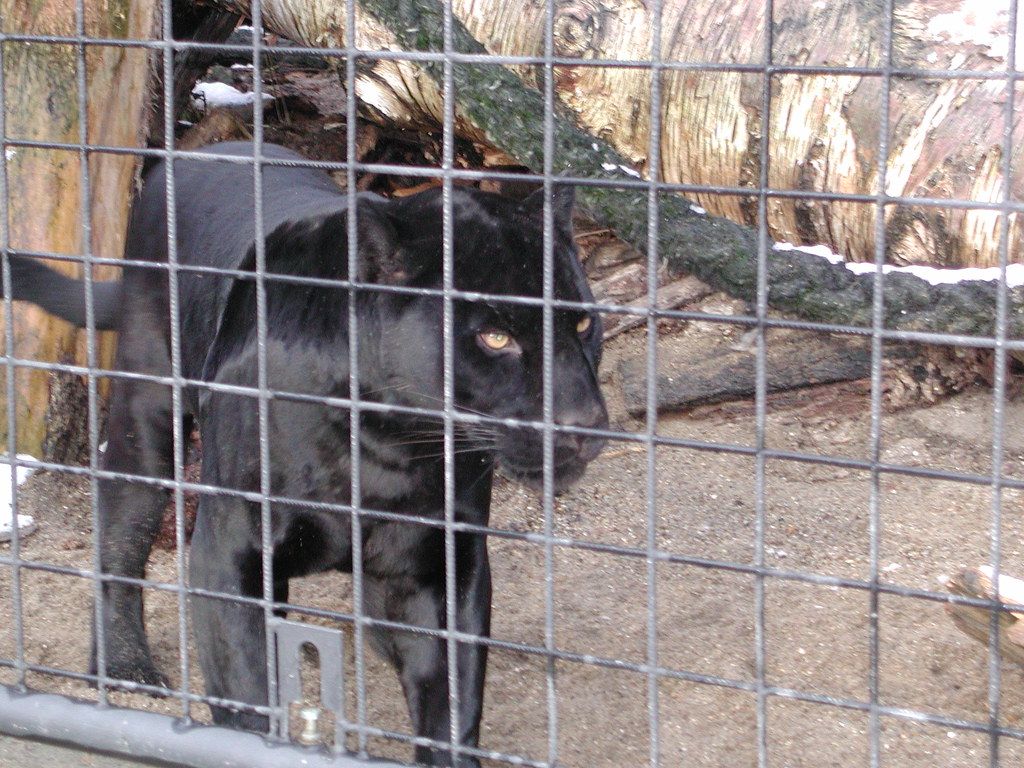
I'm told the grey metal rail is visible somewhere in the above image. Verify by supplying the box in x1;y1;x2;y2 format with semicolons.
0;684;406;768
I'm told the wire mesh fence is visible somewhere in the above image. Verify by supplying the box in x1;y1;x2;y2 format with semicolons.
1;1;1024;767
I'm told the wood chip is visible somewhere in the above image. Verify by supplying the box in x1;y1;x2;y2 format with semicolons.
945;567;1024;668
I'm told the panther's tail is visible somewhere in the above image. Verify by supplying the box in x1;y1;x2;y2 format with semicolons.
1;255;122;331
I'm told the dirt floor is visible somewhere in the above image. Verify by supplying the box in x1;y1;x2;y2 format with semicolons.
3;310;1024;768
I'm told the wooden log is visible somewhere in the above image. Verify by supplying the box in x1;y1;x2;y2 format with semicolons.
946;567;1024;669
1;0;157;456
616;329;880;415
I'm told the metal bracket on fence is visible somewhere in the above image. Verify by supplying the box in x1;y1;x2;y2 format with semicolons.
270;617;346;748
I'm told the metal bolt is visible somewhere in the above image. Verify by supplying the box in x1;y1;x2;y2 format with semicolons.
296;705;322;746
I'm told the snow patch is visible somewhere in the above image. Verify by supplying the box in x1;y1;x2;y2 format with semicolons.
774;242;1024;288
601;162;642;179
0;455;38;543
192;81;273;110
925;6;1015;59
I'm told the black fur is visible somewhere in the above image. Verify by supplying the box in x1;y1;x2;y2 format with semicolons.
0;255;121;329
7;142;607;767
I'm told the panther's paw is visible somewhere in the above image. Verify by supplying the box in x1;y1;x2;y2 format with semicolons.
415;747;482;768
88;657;170;694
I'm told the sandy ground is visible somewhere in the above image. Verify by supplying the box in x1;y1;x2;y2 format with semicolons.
3;315;1024;768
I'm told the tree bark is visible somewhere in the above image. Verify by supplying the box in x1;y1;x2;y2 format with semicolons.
2;0;157;456
460;0;1024;271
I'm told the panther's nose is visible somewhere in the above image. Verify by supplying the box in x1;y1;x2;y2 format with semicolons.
555;403;609;463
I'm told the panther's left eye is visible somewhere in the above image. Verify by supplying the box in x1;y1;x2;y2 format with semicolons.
576;315;593;334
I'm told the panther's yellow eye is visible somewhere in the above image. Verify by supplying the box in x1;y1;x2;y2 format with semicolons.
479;330;512;351
576;315;593;334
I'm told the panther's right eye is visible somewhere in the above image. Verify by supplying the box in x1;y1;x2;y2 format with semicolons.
477;330;521;355
479;330;512;350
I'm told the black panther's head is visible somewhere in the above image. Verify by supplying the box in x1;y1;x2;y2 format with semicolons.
380;185;608;493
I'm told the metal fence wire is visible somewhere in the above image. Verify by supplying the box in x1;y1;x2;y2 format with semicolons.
1;0;1024;766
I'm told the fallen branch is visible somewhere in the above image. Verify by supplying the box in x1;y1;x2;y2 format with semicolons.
598;275;713;341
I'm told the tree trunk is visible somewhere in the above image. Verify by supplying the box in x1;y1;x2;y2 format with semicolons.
2;0;157;456
458;0;1024;270
203;0;1022;270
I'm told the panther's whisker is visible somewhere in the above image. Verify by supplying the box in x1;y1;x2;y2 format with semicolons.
385;433;498;449
405;447;496;461
396;389;494;420
385;439;494;451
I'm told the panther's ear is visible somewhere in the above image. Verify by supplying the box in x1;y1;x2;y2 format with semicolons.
519;183;575;232
352;203;410;285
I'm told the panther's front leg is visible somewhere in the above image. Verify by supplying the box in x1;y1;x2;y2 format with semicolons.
189;494;274;733
364;526;491;768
